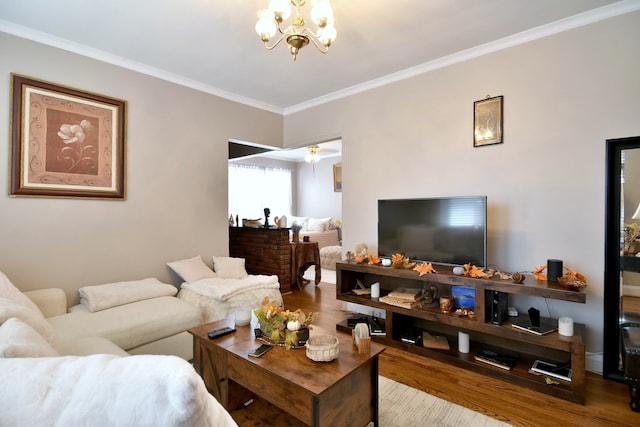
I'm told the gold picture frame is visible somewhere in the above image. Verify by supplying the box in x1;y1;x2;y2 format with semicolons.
473;95;503;147
10;74;126;199
333;163;342;192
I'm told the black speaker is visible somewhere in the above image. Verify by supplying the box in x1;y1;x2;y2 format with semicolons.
491;291;509;325
547;259;563;282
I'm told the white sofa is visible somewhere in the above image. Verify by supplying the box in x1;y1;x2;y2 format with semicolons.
0;271;237;427
288;216;341;249
29;277;202;360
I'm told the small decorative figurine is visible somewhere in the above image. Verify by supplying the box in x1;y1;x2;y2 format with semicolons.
439;296;454;313
263;207;270;228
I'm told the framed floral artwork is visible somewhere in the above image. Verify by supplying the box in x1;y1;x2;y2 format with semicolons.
10;74;126;199
473;95;503;147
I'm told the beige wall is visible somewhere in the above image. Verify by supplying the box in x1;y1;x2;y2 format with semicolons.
0;33;282;303
284;11;640;362
1;10;639;367
296;155;342;220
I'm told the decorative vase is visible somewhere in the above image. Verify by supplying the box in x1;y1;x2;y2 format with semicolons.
439;296;454;313
293;232;300;243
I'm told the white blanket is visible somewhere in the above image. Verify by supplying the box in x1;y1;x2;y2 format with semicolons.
181;275;279;302
79;278;177;312
0;354;237;427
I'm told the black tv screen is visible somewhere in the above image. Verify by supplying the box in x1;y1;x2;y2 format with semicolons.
378;196;487;268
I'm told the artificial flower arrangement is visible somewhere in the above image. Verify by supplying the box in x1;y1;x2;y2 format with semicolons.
254;297;318;349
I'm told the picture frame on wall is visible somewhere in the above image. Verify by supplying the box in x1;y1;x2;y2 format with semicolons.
10;74;127;199
473;95;503;147
333;163;342;192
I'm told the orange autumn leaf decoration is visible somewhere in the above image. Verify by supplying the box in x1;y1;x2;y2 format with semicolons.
414;263;436;276
391;253;415;269
392;253;406;264
367;254;381;265
463;263;487;278
533;265;547;281
355;255;366;264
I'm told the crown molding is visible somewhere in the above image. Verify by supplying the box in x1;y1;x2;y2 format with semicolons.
0;19;285;115
283;0;640;115
2;0;638;117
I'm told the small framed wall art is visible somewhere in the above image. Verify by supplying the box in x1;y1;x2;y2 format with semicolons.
10;74;127;199
473;95;503;147
333;163;342;192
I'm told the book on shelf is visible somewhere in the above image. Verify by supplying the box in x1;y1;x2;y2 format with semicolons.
387;288;423;301
422;332;450;350
474;349;518;370
379;295;422;309
512;317;558;336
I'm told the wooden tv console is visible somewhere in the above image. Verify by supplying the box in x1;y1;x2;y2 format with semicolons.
335;261;587;404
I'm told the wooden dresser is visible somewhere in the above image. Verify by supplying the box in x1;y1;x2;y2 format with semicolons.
229;226;292;293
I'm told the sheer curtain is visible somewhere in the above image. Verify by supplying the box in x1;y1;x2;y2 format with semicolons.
228;163;292;221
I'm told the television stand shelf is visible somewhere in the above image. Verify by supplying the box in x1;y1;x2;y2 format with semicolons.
335;261;587;404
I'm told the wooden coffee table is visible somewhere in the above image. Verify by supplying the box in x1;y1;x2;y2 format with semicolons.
189;318;385;427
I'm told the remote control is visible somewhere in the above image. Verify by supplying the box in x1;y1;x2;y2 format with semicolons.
207;326;236;339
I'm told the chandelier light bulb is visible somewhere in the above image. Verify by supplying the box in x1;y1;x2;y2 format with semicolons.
320;24;336;45
311;0;333;26
255;10;277;39
269;0;291;20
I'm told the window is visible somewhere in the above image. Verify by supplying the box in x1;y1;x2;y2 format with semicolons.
228;163;292;221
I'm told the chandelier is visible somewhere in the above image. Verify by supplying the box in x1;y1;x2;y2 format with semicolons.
255;0;337;61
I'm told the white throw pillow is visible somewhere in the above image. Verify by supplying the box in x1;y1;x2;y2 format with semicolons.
212;257;249;279
288;216;309;230
0;270;42;315
167;255;217;283
0;297;59;351
78;278;178;312
307;217;332;232
0;317;60;357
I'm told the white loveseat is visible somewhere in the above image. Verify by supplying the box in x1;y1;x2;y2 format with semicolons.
168;255;284;324
0;271;237;427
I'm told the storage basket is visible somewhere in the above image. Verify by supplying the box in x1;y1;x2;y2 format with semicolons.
305;334;339;362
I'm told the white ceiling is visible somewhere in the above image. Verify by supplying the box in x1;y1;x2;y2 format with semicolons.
1;0;635;117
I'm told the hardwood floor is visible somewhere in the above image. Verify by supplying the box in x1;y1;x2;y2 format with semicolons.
283;281;639;427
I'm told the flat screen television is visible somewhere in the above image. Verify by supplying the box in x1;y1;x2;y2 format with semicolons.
378;196;487;268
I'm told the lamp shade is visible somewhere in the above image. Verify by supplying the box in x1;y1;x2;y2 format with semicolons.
269;0;291;19
311;0;333;24
256;10;277;38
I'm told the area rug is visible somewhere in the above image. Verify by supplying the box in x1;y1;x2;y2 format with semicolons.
376;376;513;427
231;375;512;426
